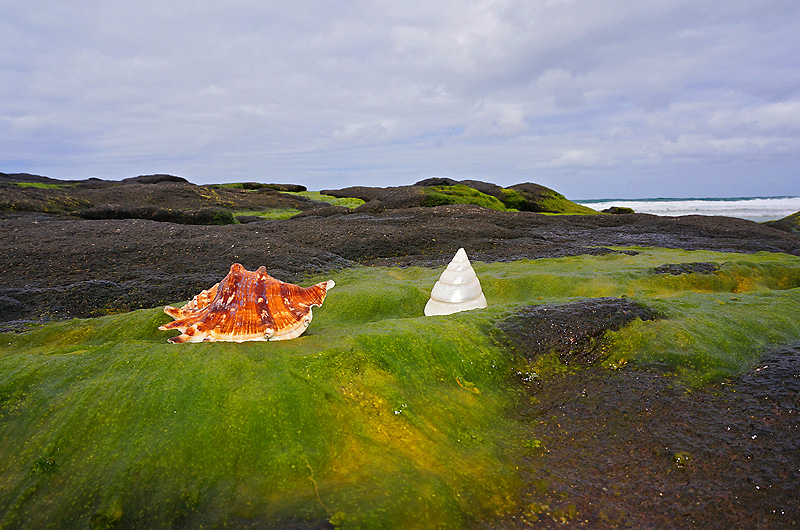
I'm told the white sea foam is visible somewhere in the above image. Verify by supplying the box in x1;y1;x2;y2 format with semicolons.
576;196;800;222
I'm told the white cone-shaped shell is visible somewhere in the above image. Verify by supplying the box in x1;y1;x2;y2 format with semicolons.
424;248;488;316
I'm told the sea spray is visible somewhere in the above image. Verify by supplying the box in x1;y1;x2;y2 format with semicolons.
577;196;800;222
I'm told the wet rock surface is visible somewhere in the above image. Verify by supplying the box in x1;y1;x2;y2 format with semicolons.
498;298;659;365
651;261;721;275
500;343;800;529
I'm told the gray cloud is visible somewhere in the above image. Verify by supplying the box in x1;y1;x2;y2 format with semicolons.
2;0;799;198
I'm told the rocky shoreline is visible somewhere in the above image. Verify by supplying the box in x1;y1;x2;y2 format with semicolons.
1;173;798;327
2;173;800;528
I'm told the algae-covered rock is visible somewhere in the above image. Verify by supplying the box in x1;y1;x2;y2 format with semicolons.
0;171;80;186
0;184;92;213
420;184;510;211
322;185;427;211
121;174;190;185
414;178;597;214
0;176;319;219
764;210;800;233
3;251;800;528
651;262;721;275
506;182;598;214
603;206;635;214
77;204;236;225
324;179;598;214
498;297;658;365
212;182;307;192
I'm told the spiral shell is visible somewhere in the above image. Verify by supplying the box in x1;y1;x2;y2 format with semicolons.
424;248;487;316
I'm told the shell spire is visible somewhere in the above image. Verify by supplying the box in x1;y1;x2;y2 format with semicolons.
159;263;335;343
424;248;487;316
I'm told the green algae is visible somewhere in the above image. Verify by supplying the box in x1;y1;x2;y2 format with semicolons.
9;182;75;189
0;294;527;528
232;207;303;220
1;248;800;528
603;290;800;384
519;192;598;215
421;185;512;211
286;191;366;209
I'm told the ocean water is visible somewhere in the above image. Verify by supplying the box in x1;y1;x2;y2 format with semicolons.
576;196;800;222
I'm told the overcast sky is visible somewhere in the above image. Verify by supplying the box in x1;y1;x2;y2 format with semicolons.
2;1;799;198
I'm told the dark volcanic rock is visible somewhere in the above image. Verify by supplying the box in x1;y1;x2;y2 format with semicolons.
416;177;507;201
734;343;800;408
290;206;353;218
0;185;93;213
211;182;308;192
77;204;236;225
234;215;267;224
0;172;69;185
122;174;190;185
506;182;597;214
0;215;356;325
322;185;427;211
263;183;307;192
326;180;597;214
497;298;659;365
0;295;25;322
457;179;507;199
499;343;800;529
602;206;635;214
506;182;559;202
651;262;721;275
0;177;318;216
414;177;459;187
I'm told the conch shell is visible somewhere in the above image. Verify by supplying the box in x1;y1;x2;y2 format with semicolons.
159;263;334;343
424;248;487;316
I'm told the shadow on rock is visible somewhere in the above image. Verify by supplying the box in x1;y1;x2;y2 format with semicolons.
497;298;659;365
651;262;721;275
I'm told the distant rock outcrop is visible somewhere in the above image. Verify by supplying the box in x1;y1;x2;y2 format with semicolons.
321;185;427;212
603;206;635;215
764;211;800;233
1;172;599;219
0;172;62;184
210;182;307;192
77;204;235;225
324;178;599;215
122;174;190;185
0;173;317;220
505;182;598;214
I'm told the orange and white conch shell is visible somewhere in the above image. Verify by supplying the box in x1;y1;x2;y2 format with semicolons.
424;248;487;316
159;263;335;343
